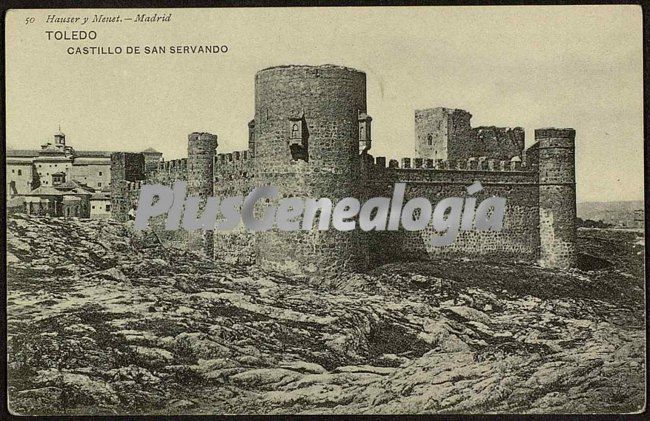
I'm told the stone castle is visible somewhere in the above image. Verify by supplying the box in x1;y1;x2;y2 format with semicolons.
109;64;576;273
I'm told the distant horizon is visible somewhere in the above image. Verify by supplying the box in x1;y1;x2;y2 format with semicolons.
577;199;645;205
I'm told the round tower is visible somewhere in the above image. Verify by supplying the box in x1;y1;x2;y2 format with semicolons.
252;64;369;274
535;128;577;269
187;132;218;254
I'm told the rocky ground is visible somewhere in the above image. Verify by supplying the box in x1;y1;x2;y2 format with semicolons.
6;215;646;415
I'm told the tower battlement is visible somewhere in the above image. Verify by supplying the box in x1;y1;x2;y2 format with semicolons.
365;155;532;172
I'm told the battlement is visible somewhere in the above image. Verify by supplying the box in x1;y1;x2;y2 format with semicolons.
367;155;534;172
125;180;144;192
157;158;188;172
215;150;251;164
213;149;254;184
472;126;524;137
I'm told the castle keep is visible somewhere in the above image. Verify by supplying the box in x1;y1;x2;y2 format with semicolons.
111;64;577;271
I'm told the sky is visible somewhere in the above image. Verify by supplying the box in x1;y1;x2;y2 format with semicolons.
5;6;644;203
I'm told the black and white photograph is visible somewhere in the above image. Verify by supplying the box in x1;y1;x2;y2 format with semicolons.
4;5;646;415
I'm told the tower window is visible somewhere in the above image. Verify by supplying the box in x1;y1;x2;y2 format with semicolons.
427;134;433;146
291;123;300;139
18;170;22;176
357;113;372;154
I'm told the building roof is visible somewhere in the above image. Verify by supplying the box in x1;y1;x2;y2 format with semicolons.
56;180;95;193
40;143;67;154
8;148;114;160
34;155;73;162
142;147;162;154
74;150;113;158
6;149;40;157
6;159;34;165
26;186;65;196
91;191;111;200
72;159;111;166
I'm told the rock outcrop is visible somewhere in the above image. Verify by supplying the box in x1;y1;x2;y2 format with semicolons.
6;215;645;414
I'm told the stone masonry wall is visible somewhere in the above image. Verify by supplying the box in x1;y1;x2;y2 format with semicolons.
463;126;525;161
212;151;256;265
534;128;577;269
415;108;473;161
110;152;145;222
415;107;525;162
187;133;218;255
252;64;369;275
363;155;540;264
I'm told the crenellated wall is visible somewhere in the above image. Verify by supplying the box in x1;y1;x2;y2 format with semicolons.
361;153;540;264
112;156;191;247
148;158;188;186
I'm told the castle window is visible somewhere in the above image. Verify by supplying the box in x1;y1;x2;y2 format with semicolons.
358;113;372;154
106;204;111;211
99;172;102;176
288;114;308;161
11;169;14;173
18;170;22;176
98;182;102;187
427;134;433;146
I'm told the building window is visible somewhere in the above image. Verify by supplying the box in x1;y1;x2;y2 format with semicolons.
98;182;102;187
92;205;95;209
291;123;300;139
11;169;14;173
17;169;22;176
358;113;372;142
99;172;102;176
427;134;433;146
106;204;111;211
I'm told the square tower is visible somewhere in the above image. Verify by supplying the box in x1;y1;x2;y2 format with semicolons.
414;108;472;161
